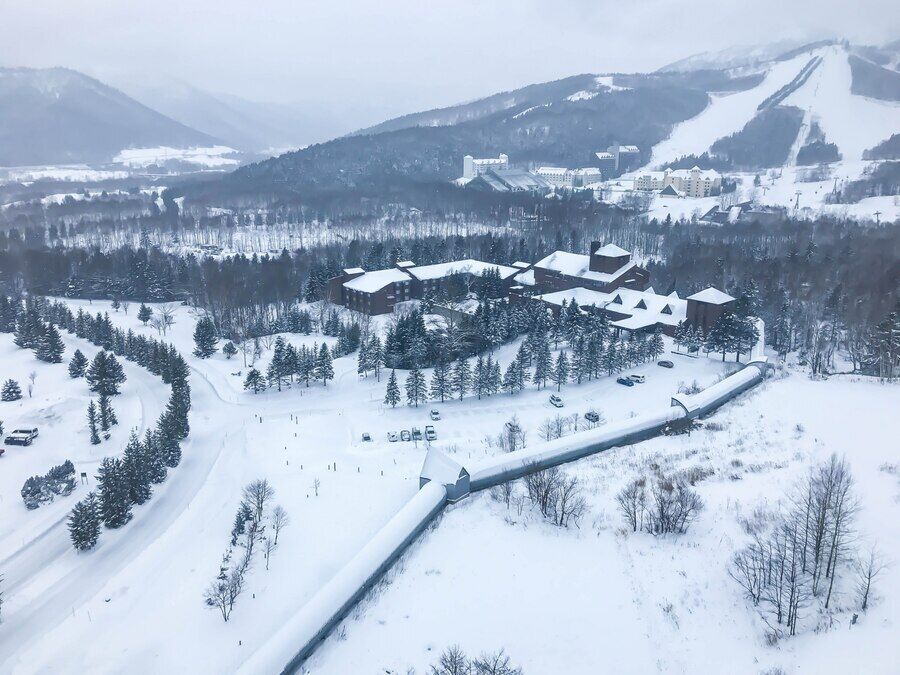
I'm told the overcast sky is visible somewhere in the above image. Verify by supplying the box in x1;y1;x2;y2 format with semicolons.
1;0;895;127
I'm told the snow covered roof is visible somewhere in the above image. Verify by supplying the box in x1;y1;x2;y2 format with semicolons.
343;268;412;293
406;259;519;281
536;286;687;329
420;449;468;486
534;250;637;284
396;260;416;268
536;166;569;176
687;287;735;304
343;267;364;275
512;261;531;269
593;243;630;257
595;152;615;160
513;269;536;286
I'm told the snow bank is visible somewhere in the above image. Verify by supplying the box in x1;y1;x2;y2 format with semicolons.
239;481;448;675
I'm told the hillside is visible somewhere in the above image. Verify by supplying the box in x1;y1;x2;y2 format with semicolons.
0;68;217;166
115;76;345;152
223;72;774;197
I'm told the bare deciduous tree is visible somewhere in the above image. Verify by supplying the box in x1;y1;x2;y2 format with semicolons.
243;479;275;523
855;545;888;611
615;478;647;532
271;505;289;545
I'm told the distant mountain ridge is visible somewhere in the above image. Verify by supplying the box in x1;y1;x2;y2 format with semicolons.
0;67;218;166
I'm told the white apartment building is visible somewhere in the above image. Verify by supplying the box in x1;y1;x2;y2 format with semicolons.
463;153;509;179
535;166;603;189
633;166;722;198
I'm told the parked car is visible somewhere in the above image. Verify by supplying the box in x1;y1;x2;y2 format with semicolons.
429;409;441;421
5;428;38;446
584;411;600;424
549;394;564;408
387;432;399;442
411;427;423;441
425;425;437;441
616;377;635;387
400;430;411;442
629;374;646;383
361;432;372;442
0;448;5;458
658;360;674;368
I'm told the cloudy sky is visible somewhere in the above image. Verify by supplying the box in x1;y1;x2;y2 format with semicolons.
0;0;895;128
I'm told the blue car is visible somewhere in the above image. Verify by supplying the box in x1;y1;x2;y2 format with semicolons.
616;376;634;387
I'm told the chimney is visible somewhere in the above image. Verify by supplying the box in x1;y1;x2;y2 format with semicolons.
589;241;602;256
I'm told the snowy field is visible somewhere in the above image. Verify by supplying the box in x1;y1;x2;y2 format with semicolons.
306;372;900;675
0;300;732;673
112;146;241;168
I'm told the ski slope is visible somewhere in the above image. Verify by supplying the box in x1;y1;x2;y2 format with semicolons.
648;51;824;168
782;46;900;161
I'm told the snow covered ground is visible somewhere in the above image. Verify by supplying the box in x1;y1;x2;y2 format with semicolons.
304;372;900;675
112;145;240;168
0;166;130;185
0;300;732;673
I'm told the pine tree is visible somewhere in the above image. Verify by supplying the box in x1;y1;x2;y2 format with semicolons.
405;368;426;407
137;303;153;325
551;351;570;391
429;357;451;402
222;341;237;359
314;343;334;385
357;339;370;377
68;349;89;378
451;358;472;401
473;356;486;400
384;369;401;407
192;317;219;358
503;357;521;395
144;429;167;484
68;492;101;551
2;379;22;402
123;430;152;505
96;457;132;528
487;356;502;396
649;330;665;361
706;311;741;361
532;341;551;388
87;400;101;444
36;323;65;363
98;392;118;433
243;368;266;394
86;351;126;396
156;411;182;468
368;336;384;381
267;337;288;391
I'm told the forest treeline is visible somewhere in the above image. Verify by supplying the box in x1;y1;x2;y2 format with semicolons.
0;212;897;376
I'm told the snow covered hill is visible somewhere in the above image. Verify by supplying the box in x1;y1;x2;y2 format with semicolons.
650;44;899;167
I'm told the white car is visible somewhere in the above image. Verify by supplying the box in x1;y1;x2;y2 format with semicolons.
387;432;399;442
549;394;564;408
5;428;38;446
629;374;646;384
429;409;441;421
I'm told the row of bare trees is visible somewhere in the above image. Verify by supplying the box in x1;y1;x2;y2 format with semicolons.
430;645;522;675
616;473;705;536
204;479;289;622
729;455;886;638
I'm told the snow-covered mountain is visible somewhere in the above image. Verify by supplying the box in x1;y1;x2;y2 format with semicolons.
649;43;899;168
0;68;219;167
